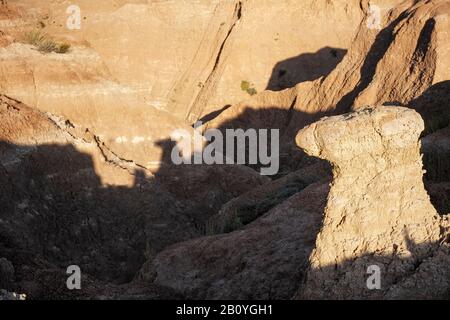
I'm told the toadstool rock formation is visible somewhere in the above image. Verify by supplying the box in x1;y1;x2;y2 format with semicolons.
296;106;448;299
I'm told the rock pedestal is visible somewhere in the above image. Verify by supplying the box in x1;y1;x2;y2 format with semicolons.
296;106;443;299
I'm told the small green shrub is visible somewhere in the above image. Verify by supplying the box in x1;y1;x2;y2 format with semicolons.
56;43;71;54
234;181;307;226
247;88;257;96
241;80;250;91
206;178;308;235
240;80;258;96
205;214;243;235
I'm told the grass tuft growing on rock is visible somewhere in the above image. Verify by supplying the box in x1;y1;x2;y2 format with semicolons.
22;30;71;54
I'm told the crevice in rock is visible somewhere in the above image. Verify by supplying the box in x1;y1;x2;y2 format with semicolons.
45;112;150;177
186;1;243;124
334;9;409;111
281;95;298;137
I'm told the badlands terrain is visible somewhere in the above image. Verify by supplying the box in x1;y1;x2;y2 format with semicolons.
0;0;449;299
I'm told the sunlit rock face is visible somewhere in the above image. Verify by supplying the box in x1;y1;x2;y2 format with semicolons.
0;0;449;300
0;0;381;158
296;106;448;299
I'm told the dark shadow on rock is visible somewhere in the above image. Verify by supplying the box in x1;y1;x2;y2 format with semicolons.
0;140;198;299
298;236;450;300
410;80;450;136
0;101;331;299
335;11;410;111
209;106;331;176
399;81;450;215
154;106;333;200
196;104;232;124
381;81;450;215
137;107;335;299
1;77;448;300
140;181;330;300
266;47;347;91
145;98;449;299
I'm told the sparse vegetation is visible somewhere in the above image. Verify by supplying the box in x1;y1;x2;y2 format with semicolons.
240;80;258;96
22;30;71;54
234;181;307;226
206;178;308;235
23;30;46;46
37;39;58;53
56;43;71;54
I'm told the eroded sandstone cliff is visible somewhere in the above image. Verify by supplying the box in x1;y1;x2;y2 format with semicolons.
0;0;449;300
